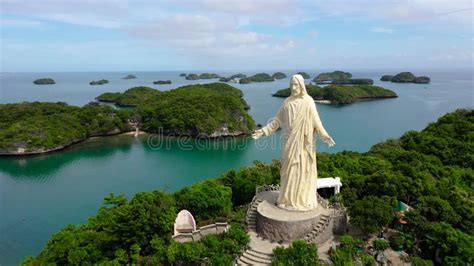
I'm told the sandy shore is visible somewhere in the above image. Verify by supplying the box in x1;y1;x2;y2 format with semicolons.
123;130;147;136
315;100;332;104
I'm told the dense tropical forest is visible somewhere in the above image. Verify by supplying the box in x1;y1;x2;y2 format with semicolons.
22;109;473;265
0;102;131;154
96;86;161;107
97;83;254;135
273;84;397;104
137;83;255;135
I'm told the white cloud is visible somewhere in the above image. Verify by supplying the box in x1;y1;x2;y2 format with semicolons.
371;27;394;34
305;0;473;27
1;0;129;28
130;13;297;58
1;0;472;70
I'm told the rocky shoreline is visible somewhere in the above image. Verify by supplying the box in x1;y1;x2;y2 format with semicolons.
0;128;252;156
0;130;126;156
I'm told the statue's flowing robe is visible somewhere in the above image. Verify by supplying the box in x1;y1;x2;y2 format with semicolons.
262;93;329;211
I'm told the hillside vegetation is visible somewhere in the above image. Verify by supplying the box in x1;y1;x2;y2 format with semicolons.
98;83;255;136
96;86;161;107
0;102;131;154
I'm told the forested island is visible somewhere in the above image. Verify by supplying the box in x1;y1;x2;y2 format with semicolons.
272;72;287;79
122;74;137;79
98;83;255;136
33;78;55;85
0;102;131;155
185;73;221;80
89;79;109;85
153;80;172;85
313;71;352;83
239;73;274;84
381;72;431;84
22;109;473;265
273;84;397;104
297;72;311;79
312;71;374;85
219;73;247;82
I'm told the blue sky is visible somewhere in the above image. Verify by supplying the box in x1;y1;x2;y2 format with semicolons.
1;0;472;72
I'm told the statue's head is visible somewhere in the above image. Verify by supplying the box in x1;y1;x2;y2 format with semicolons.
290;74;306;97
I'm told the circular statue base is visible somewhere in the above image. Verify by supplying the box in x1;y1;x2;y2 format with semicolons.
256;191;327;243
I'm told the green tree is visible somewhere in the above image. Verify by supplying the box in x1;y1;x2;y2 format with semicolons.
348;196;395;234
174;180;232;222
272;240;320;266
372;239;389;251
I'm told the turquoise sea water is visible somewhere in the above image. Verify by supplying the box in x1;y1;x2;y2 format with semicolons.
0;70;472;264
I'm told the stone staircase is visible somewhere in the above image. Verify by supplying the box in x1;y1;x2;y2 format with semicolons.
236;197;277;265
236;247;273;265
303;214;332;244
246;197;263;232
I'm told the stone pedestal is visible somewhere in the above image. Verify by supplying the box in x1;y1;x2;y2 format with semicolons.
255;191;328;243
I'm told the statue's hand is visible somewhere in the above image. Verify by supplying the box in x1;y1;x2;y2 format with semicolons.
252;129;264;139
322;135;336;147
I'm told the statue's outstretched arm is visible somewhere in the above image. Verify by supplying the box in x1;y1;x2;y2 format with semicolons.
312;103;335;147
252;108;282;139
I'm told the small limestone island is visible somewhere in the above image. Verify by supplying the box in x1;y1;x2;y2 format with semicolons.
89;79;109;85
153;80;172;85
297;71;311;79
312;70;374;85
33;78;55;85
0;83;254;155
95;82;254;136
185;73;221;80
273;84;397;104
314;70;351;83
381;72;431;84
219;73;247;82
272;72;287;79
239;73;274;84
179;73;186;77
122;74;137;79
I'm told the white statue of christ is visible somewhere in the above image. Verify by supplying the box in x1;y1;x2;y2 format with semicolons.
252;74;335;211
